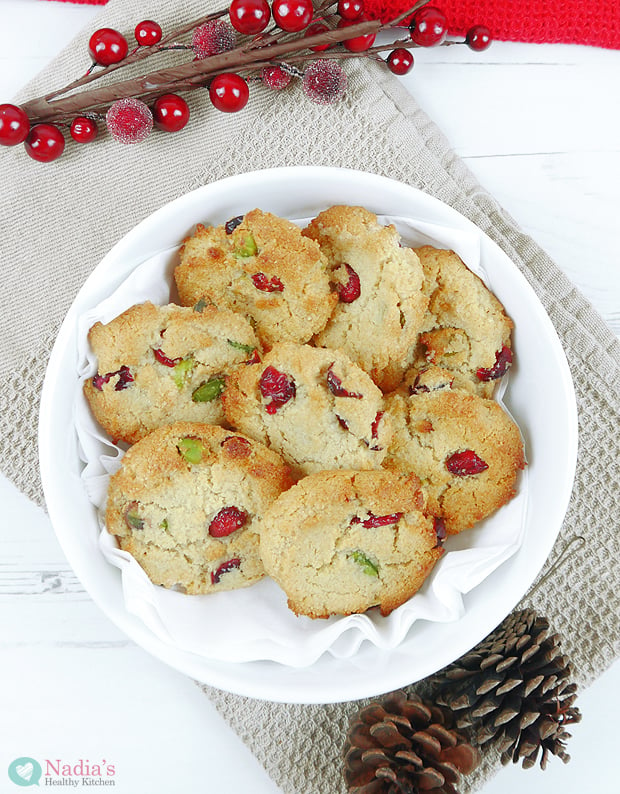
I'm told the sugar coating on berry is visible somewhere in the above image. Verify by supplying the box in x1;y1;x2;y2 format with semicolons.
192;20;237;59
106;98;153;144
302;60;347;105
261;65;292;90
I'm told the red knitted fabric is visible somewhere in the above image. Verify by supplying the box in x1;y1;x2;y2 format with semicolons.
43;1;620;49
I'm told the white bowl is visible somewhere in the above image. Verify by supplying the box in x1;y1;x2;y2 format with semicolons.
39;167;577;704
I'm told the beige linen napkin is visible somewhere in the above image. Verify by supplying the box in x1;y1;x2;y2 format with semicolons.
1;1;618;792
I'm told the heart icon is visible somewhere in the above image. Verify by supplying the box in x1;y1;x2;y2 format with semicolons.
15;763;34;782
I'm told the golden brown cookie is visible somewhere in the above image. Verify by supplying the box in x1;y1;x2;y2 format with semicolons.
105;422;294;594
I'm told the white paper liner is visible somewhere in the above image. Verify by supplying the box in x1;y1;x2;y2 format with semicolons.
74;214;528;667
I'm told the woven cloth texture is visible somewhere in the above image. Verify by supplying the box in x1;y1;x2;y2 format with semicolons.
3;1;619;792
44;0;620;48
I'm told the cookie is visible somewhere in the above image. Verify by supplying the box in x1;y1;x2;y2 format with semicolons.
174;208;337;348
409;246;514;397
384;389;525;534
259;470;444;618
302;206;428;391
221;342;392;477
105;422;295;594
84;301;260;444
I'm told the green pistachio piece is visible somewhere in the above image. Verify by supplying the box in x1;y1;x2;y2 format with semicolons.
177;437;206;464
234;233;258;258
350;550;379;577
193;298;208;313
159;519;169;531
124;504;144;531
192;375;225;403
227;339;256;355
172;356;196;389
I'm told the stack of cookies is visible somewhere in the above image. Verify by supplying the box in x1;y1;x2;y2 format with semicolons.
86;206;525;620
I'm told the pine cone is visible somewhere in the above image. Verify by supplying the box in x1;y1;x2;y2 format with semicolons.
343;690;480;794
433;609;582;769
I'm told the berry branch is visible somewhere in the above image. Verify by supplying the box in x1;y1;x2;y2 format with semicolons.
0;1;492;162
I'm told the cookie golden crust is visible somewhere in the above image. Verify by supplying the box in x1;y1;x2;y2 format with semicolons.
83;301;260;444
384;390;525;534
302;206;428;392
105;422;295;594
221;342;392;477
259;470;443;618
409;246;514;397
174;209;337;348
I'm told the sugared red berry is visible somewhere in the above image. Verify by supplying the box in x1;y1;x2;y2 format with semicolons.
88;28;129;66
335;262;361;302
476;345;513;381
192;20;237;58
326;366;363;398
70;116;98;143
0;104;30;146
338;18;376;52
259;365;296;413
409;6;448;47
92;365;134;391
106;98;153;144
304;22;332;51
338;0;364;20
208;506;248;537
209;73;249;113
302;60;347;105
251;272;284;291
134;20;163;47
466;24;492;51
229;0;271;35
24;124;65;162
153;94;190;132
262;65;292;90
387;48;414;75
211;557;241;584
352;511;403;528
272;0;314;32
445;449;488;476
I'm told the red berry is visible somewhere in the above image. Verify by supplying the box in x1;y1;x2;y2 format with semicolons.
445;449;488;476
261;65;292;90
106;98;153;144
24;124;65;162
476;345;513;381
371;410;384;440
387;48;414;75
338;0;364;20
337;18;376;52
153;94;190;132
352;511;403;528
259;365;296;414
466;24;492;51
409;6;448;47
192;20;237;58
251;272;284;291
228;0;271;35
92;365;134;391
153;348;182;367
434;516;447;543
134;20;162;47
302;60;347;105
209;73;249;113
335;263;361;302
0;104;30;146
70;116;98;143
211;558;241;584
272;0;314;33
304;22;333;51
88;28;129;66
326;366;363;398
208;506;248;537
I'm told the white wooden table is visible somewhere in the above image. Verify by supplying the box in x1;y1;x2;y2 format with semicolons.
0;1;618;791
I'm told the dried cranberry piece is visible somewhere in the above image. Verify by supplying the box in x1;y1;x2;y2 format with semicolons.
92;365;134;391
251;272;284;292
434;516;447;545
259;365;296;414
371;410;384;439
476;345;513;382
221;435;252;458
208;506;248;537
326;365;363;398
445;449;489;476
336;414;349;431
211;557;241;584
409;374;430;395
245;349;261;365
352;511;403;528
225;215;244;234
153;347;182;367
336;263;361;303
